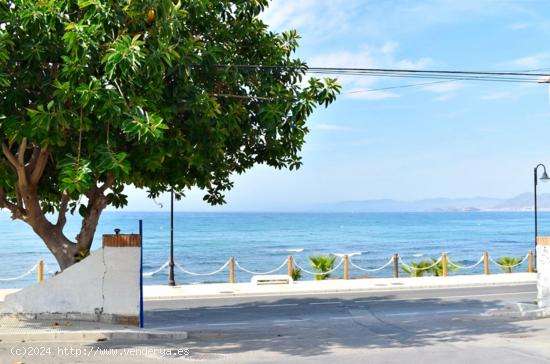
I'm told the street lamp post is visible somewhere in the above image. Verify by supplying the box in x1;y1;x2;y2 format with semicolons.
534;163;550;269
168;189;176;286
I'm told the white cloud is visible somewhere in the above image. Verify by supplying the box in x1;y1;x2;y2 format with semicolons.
480;91;513;100
307;46;377;69
433;93;455;102
509;53;550;68
262;0;534;104
262;0;529;42
421;81;464;101
261;0;361;40
394;58;433;70
307;43;433;101
422;81;464;94
380;41;399;55
312;123;352;131
509;23;530;30
345;90;400;100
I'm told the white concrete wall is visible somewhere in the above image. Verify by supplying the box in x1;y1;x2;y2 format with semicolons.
1;247;140;316
537;245;550;308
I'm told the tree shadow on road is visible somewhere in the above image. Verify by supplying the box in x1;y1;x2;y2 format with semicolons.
91;294;546;359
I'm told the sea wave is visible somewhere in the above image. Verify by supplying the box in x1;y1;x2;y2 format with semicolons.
334;252;362;257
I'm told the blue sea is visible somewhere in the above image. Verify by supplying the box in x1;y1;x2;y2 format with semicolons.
0;211;547;288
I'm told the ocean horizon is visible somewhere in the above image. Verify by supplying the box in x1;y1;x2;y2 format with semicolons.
0;211;547;288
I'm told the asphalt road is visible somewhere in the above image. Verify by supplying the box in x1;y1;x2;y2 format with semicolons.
144;283;538;332
5;283;550;364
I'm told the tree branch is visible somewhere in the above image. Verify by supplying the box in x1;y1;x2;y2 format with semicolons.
56;191;69;228
76;187;107;251
15;185;23;210
0;186;24;219
30;146;49;185
2;141;29;187
1;142;21;169
25;146;40;176
16;137;27;166
99;173;114;193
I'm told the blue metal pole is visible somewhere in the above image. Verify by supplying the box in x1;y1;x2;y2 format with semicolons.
139;219;144;328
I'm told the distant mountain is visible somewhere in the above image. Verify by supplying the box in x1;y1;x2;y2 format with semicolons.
321;193;550;212
492;192;550;211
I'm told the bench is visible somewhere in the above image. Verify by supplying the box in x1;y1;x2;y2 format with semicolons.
251;274;293;285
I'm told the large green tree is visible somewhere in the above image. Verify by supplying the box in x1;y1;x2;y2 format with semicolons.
0;0;339;270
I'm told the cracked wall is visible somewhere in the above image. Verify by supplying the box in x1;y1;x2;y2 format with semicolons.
1;246;140;320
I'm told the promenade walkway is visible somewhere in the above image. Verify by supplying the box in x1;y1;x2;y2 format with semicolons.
143;272;536;300
0;272;536;302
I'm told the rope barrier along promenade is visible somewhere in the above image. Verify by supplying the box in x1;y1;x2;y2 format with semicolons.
235;258;288;275
0;263;39;281
142;261;170;278
9;250;530;284
349;256;394;272
489;253;530;269
399;256;442;271
174;259;231;276
447;255;485;270
43;262;58;275
293;258;345;276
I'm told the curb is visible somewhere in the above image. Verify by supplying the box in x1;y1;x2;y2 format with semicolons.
0;312;140;326
0;329;188;343
144;280;537;301
483;303;550;320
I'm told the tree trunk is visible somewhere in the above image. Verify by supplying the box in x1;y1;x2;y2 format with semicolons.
0;142;112;271
27;191;108;271
76;186;108;253
32;223;79;271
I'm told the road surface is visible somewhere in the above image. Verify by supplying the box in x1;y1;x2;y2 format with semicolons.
4;283;550;363
145;283;538;331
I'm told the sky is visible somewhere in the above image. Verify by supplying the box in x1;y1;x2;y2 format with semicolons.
121;0;550;212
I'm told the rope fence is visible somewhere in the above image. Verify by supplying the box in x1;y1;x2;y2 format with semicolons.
140;250;535;282
0;263;39;282
399;256;442;272
175;260;231;276
43;262;58;275
143;261;169;277
235;258;288;275
489;253;530;269
349;256;394;272
0;250;536;284
447;255;485;270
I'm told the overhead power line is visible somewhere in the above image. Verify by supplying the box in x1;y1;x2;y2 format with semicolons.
305;67;550;77
342;80;453;95
215;65;550;84
206;65;550;99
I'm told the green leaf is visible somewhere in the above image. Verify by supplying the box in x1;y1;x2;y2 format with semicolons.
0;0;339;268
58;156;93;194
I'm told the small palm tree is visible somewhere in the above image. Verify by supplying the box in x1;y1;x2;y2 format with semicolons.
402;259;433;277
431;258;458;277
308;255;336;280
291;267;302;281
497;256;521;273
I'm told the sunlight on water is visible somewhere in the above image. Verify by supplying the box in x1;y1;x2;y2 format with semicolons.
0;211;546;287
